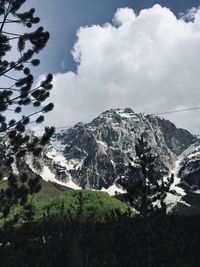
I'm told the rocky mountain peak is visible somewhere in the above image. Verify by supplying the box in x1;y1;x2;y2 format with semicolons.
37;108;195;190
1;108;200;213
90;108;139;126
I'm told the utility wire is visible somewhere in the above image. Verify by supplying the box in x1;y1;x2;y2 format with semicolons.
31;106;200;132
152;106;200;116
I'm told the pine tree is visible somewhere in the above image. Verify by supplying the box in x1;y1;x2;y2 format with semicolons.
119;134;174;217
0;0;55;228
119;134;174;266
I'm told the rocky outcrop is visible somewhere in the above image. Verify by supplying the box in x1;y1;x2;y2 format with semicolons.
178;143;200;190
44;108;196;190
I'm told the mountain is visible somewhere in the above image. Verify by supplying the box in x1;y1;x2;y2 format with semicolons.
42;108;197;189
2;108;200;212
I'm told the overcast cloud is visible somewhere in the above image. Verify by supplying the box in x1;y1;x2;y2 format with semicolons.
45;4;200;134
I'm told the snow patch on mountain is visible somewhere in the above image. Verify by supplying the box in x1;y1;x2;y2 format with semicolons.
193;190;200;194
164;144;199;211
101;184;125;196
40;166;81;190
96;141;108;154
26;153;81;190
184;142;200;161
46;149;76;170
116;108;138;119
11;161;19;175
50;137;66;153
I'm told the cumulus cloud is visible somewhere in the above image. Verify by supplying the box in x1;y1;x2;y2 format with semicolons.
113;7;136;26
180;6;200;22
45;4;200;134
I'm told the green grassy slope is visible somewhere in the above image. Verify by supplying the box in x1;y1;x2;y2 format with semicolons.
32;179;71;204
34;188;130;222
0;180;130;224
38;189;130;221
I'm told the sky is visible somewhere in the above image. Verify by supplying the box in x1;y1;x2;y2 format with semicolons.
23;0;200;134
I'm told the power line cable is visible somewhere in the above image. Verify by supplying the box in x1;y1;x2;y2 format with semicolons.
151;106;200;116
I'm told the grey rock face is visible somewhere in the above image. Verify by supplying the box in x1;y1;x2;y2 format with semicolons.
146;115;195;155
45;108;196;190
178;142;200;189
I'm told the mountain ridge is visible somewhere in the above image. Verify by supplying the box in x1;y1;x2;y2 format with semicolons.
42;108;197;191
2;108;200;212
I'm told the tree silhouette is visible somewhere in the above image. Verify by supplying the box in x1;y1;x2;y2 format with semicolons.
119;134;174;217
0;0;55;228
119;134;174;267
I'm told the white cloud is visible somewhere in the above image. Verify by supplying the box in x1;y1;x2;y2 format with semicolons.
113;7;136;26
45;4;200;134
180;6;200;22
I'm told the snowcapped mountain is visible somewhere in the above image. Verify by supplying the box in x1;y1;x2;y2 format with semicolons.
2;108;200;211
41;108;198;192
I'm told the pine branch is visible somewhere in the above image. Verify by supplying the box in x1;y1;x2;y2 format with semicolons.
0;2;11;33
